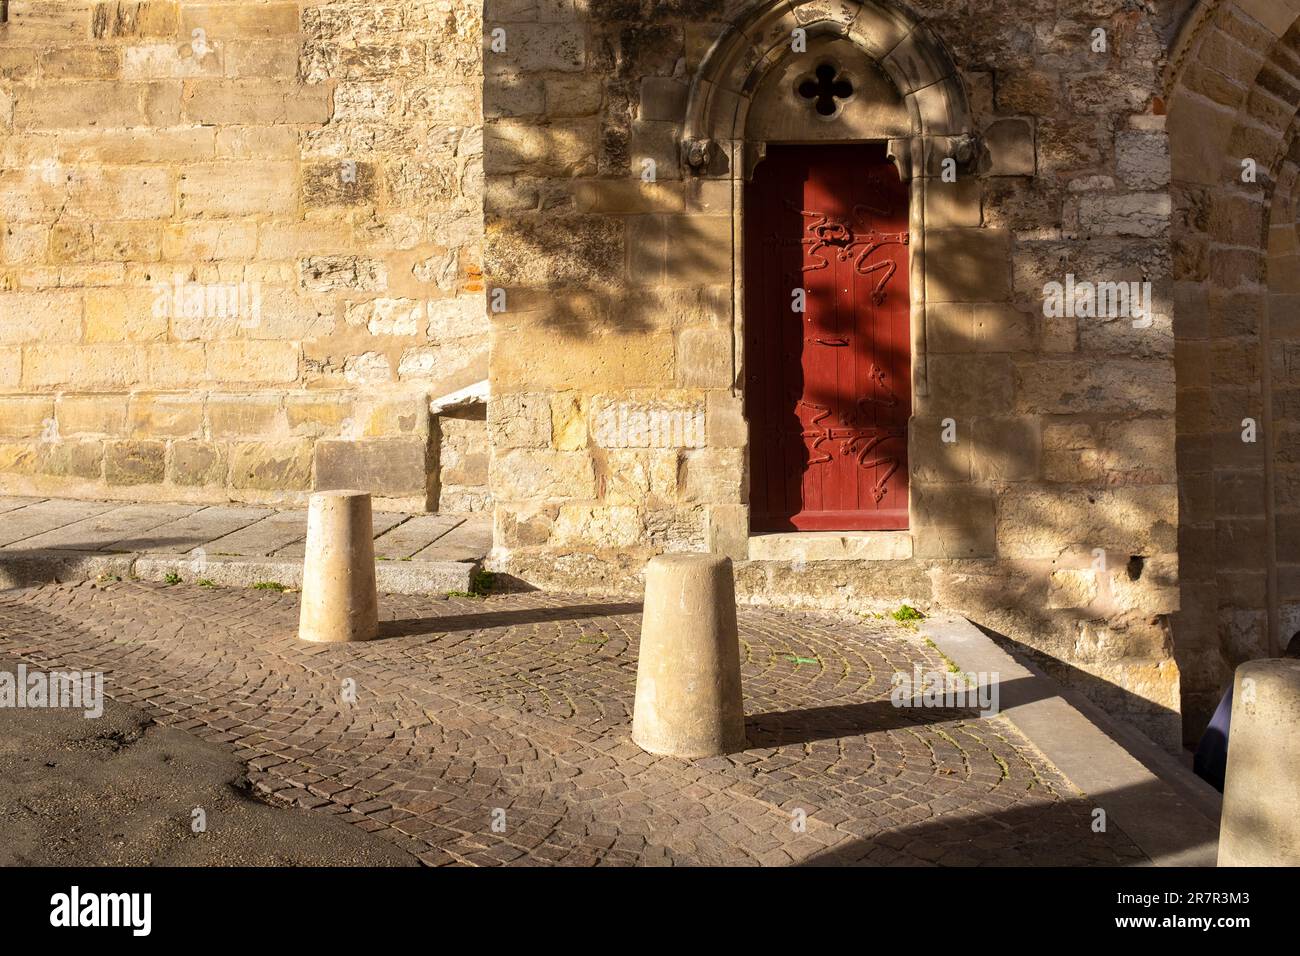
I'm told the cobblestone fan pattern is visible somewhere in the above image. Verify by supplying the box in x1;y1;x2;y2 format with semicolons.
0;582;1147;866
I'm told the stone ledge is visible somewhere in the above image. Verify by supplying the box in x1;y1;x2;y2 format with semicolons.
747;530;913;562
0;550;476;596
921;613;1221;867
0;550;136;590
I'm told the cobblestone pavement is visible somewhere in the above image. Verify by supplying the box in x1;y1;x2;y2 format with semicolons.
0;581;1148;866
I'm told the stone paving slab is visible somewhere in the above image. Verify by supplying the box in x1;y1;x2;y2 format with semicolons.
922;615;1221;867
0;581;1158;867
0;497;491;596
413;518;493;561
272;512;410;559
198;510;310;558
374;515;466;560
0;499;121;547
127;505;274;554
16;503;203;552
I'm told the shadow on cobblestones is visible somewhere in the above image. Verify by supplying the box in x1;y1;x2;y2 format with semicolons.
378;601;645;638
795;780;1185;868
797;784;1154;866
749;701;981;746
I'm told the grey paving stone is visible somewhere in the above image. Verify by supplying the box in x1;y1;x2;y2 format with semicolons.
14;503;202;552
272;511;409;559
373;515;465;559
123;505;274;554
413;516;492;561
200;510;309;557
0;500;157;549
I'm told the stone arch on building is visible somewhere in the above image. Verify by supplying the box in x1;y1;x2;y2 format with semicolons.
679;0;982;537
1166;0;1300;739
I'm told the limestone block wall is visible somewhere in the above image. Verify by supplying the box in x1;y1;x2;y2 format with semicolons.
1270;164;1300;648
1167;0;1300;742
0;0;487;511
483;0;1187;748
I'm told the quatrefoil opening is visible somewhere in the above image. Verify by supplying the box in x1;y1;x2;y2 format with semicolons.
797;62;854;118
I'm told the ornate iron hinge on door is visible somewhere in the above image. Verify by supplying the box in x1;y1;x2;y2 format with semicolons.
782;205;909;304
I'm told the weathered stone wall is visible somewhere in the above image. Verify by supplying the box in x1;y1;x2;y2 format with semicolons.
1167;0;1300;741
483;0;1190;748
0;0;487;510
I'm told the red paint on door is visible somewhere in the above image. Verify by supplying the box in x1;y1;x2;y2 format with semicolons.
744;144;911;532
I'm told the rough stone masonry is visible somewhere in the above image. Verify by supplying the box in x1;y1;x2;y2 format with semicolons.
2;0;1299;754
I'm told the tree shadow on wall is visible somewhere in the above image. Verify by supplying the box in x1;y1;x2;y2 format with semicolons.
481;20;739;343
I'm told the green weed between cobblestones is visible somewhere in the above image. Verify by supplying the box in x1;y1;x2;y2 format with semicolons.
252;581;288;592
163;572;182;586
198;579;215;588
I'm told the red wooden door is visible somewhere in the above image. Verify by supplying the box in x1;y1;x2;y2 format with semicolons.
744;144;910;532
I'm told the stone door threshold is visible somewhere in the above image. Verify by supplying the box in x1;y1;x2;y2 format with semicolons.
922;613;1223;867
748;530;913;562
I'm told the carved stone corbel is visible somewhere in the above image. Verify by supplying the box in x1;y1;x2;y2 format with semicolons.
886;137;913;183
949;131;981;172
683;137;713;174
743;141;768;181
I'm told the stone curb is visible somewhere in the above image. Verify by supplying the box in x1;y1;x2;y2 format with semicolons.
0;550;477;596
921;613;1222;868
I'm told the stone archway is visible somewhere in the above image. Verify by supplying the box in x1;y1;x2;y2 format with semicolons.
677;0;987;549
1167;0;1300;739
681;0;978;401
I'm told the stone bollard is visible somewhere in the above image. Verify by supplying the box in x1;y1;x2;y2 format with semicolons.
1218;659;1300;866
632;554;746;758
298;490;379;643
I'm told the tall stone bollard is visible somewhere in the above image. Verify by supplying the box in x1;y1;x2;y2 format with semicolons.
298;490;379;644
632;554;746;758
1218;659;1300;866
